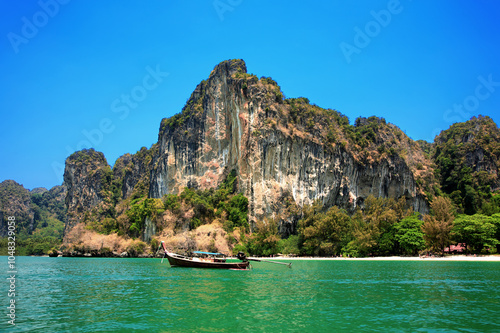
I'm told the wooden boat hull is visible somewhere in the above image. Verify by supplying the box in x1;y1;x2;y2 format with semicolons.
165;252;250;269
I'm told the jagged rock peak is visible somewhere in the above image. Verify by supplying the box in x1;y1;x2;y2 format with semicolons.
63;148;113;233
66;148;108;166
209;59;247;79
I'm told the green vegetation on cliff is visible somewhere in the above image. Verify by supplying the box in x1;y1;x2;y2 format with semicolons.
0;180;66;255
3;60;500;258
242;195;500;257
433;116;500;214
159;169;249;233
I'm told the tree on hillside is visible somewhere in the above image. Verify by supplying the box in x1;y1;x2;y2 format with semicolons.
394;213;425;256
452;214;499;254
126;198;164;238
421;196;455;254
342;214;377;258
246;218;281;256
481;194;500;216
278;235;300;256
359;196;413;255
433;116;500;215
299;203;352;256
492;213;500;253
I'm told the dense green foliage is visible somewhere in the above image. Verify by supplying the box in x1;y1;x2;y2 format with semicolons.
0;181;66;255
299;203;352;256
245;219;281;256
243;196;500;257
433;116;500;214
0;235;62;256
72;146;157;238
394;214;425;256
284;97;346;134
126;198;164;237
452;214;500;253
160;170;249;233
31;187;66;239
0;180;34;236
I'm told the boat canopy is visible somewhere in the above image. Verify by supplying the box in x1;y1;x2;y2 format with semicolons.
192;251;225;256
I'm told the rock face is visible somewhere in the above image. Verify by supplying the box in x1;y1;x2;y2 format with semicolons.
63;147;159;241
113;146;156;199
0;180;34;236
63;149;113;232
433;115;500;214
7;59;498;245
0;180;67;237
149;60;248;198
148;59;428;229
143;217;156;243
434;116;500;191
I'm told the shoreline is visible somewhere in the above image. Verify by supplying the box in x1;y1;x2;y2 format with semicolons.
267;255;500;261
4;254;500;262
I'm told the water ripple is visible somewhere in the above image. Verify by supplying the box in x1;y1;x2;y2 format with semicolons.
2;258;499;332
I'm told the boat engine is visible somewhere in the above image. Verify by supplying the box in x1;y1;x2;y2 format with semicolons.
236;252;247;261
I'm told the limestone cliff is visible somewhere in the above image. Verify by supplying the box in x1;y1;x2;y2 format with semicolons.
433;115;500;214
63;146;157;241
0;180;34;236
113;146;157;200
0;180;66;240
149;59;429;232
434;116;499;190
63;149;114;233
5;59;499;256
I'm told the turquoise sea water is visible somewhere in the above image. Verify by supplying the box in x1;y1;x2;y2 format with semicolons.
1;257;499;332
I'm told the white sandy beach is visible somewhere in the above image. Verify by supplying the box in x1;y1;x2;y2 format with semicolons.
268;255;500;261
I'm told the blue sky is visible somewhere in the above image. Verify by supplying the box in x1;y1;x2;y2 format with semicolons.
1;0;499;190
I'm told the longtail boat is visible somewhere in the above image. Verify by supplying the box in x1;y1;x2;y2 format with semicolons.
160;242;250;269
159;241;291;269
